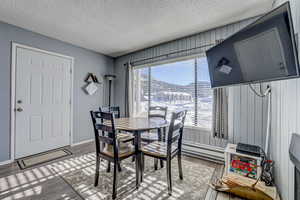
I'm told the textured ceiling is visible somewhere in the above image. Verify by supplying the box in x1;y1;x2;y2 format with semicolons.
0;0;273;57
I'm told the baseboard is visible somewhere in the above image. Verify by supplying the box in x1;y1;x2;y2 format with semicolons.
0;159;14;166
183;142;225;153
182;142;225;163
183;150;224;164
71;139;93;147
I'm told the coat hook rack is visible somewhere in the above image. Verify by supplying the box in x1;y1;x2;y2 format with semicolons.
85;73;99;83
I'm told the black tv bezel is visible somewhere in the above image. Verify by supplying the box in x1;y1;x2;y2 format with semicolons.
206;2;299;89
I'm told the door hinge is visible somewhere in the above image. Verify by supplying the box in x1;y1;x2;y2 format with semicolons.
69;99;72;104
70;68;72;74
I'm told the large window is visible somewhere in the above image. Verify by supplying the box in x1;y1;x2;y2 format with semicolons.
133;57;213;129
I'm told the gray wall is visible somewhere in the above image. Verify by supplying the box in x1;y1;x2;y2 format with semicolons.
228;84;268;147
113;17;268;149
267;1;300;199
0;21;114;162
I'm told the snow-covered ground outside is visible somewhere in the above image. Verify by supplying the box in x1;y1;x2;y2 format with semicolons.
134;97;212;130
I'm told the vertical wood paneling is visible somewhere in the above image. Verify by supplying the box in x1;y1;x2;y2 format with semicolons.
228;87;234;142
114;18;258;148
288;79;297;199
256;85;264;147
234;86;241;143
229;84;268;148
266;1;300;199
282;80;288;200
248;86;255;145
241;86;248;144
262;84;268;149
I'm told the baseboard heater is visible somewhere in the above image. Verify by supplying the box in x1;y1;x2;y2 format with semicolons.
182;142;225;164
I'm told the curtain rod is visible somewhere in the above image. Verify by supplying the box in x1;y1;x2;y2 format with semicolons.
124;41;220;66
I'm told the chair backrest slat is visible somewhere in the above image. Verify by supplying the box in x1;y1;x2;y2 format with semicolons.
100;106;120;118
167;110;187;154
169;134;180;144
173;122;183;132
148;106;167;119
99;112;114;121
173;110;186;119
96;124;113;133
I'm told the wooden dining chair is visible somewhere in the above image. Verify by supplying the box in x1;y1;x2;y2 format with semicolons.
141;110;187;195
141;106;168;142
99;106;134;172
99;106;120;118
90;111;136;199
141;106;168;169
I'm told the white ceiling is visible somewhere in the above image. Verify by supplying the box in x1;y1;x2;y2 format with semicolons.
0;0;273;57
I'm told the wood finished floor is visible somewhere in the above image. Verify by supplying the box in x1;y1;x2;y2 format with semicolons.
0;141;237;200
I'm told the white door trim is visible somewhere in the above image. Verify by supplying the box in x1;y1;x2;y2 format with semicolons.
10;42;74;160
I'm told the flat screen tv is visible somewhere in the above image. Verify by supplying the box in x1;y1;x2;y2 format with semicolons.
206;2;299;88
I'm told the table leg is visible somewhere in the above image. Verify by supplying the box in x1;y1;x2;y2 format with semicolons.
158;128;164;168
158;128;162;141
134;130;141;188
163;127;166;142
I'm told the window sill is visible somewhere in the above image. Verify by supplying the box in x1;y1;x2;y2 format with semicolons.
184;125;211;133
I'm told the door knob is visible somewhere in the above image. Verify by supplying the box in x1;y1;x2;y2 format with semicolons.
16;108;23;112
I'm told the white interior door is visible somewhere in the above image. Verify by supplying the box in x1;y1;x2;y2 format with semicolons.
15;46;72;159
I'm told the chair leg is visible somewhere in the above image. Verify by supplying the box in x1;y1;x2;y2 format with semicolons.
106;161;111;173
160;159;164;168
178;153;183;180
166;158;172;196
160;128;165;169
135;153;140;189
163;127;167;142
141;153;145;182
112;161;119;199
132;141;135;162
94;156;100;187
118;162;122;172
154;158;158;170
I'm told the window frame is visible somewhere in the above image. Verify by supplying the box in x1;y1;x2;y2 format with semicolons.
132;53;213;131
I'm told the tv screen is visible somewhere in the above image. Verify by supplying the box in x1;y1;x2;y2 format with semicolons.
206;2;299;88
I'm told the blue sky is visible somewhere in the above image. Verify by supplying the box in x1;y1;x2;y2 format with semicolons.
151;57;210;86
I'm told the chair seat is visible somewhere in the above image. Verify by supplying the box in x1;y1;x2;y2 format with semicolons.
141;141;178;158
102;144;135;158
141;130;159;142
117;132;134;142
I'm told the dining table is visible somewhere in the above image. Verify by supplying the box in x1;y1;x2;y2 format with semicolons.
108;117;169;188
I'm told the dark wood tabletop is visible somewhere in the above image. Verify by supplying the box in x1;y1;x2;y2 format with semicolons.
109;117;168;132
